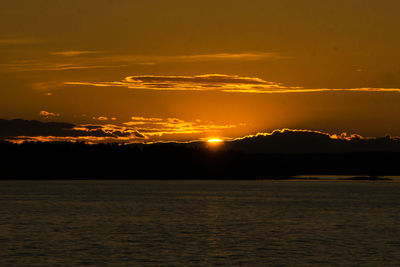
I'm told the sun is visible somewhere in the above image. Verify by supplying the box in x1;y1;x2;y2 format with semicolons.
207;138;224;144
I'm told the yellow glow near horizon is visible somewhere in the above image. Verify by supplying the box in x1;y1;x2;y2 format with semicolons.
207;138;224;144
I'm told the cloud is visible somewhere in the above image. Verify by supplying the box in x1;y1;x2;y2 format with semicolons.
91;116;117;121
2;52;277;72
130;116;163;122
50;51;102;57
66;74;293;93
0;116;239;143
33;81;65;91
72;124;144;138
227;129;400;153
39;110;59;118
0;119;139;142
0;119;75;137
65;74;400;94
123;116;237;136
92;116;109;121
2;60;127;72
120;52;281;64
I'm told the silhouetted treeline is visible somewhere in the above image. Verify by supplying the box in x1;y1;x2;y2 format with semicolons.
1;141;400;179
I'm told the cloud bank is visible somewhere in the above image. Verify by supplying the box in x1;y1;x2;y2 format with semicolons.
0;117;237;143
226;129;400;153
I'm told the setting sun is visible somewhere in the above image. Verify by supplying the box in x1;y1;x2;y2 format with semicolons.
207;138;224;144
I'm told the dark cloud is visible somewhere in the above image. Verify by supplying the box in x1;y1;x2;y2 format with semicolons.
132;131;145;138
0;119;138;139
227;129;400;153
0;119;75;137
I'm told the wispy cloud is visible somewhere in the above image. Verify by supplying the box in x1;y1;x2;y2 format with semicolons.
66;74;400;94
66;74;293;93
2;52;278;72
50;50;103;57
123;116;237;136
92;116;117;121
129;116;164;123
121;52;281;64
39;110;59;118
2;60;127;72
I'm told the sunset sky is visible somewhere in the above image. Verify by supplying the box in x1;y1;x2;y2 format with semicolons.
1;0;400;143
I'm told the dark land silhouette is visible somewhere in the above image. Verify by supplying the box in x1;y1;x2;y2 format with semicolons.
1;139;400;179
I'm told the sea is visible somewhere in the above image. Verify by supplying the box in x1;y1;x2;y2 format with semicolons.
1;179;400;266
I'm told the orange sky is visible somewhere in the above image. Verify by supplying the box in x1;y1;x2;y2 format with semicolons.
1;0;400;142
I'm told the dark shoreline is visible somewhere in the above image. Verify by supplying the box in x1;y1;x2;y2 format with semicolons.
0;175;394;181
2;141;400;180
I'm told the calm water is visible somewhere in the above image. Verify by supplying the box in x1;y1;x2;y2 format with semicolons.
1;180;400;266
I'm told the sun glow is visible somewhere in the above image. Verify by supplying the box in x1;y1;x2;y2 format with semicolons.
207;138;224;144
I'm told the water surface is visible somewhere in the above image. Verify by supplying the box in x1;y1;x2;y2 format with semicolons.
1;180;400;266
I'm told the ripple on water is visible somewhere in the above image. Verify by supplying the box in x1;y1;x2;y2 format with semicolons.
0;180;400;266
